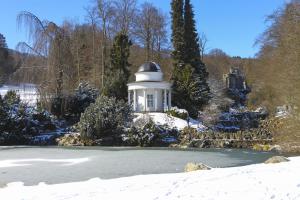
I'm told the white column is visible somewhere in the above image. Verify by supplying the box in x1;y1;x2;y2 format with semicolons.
133;89;136;112
154;90;158;111
168;89;171;110
144;89;146;112
128;90;131;105
164;89;167;111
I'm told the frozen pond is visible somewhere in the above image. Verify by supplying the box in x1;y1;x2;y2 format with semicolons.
0;147;277;186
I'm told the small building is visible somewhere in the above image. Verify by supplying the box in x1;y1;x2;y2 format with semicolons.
223;67;250;105
223;68;247;90
127;62;172;112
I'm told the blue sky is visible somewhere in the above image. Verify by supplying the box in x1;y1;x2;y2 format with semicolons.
0;0;288;58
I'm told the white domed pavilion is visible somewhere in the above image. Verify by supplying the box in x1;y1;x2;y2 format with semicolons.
127;62;172;112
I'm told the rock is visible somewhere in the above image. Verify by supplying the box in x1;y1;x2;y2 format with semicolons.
184;162;211;172
169;143;179;148
269;145;282;152
255;106;268;117
264;156;290;164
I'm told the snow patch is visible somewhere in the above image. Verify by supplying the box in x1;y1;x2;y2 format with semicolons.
0;157;300;200
0;158;90;168
134;112;206;131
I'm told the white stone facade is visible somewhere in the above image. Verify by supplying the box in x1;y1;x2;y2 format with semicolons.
127;62;171;112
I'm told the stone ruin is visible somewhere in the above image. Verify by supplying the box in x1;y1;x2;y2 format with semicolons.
214;68;267;132
223;67;250;106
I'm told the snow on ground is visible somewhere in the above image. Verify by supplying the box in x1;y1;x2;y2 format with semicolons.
1;157;300;200
0;84;39;106
135;112;206;131
0;158;90;168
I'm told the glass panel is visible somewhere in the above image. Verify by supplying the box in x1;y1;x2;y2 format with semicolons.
147;94;154;108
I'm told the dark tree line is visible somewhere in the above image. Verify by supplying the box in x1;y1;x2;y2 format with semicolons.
0;33;20;84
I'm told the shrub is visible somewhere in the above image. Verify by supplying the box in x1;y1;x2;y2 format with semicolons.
78;95;133;139
124;119;162;147
3;90;21;106
0;90;58;145
166;107;189;120
65;82;99;118
50;82;99;120
122;115;179;147
50;97;63;117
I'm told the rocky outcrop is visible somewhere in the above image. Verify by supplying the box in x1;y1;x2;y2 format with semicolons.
264;156;290;164
176;127;273;149
215;110;267;132
184;162;211;172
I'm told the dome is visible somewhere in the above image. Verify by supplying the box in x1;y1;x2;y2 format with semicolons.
138;62;161;72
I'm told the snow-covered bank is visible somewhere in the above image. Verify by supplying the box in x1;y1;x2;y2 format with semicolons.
1;157;300;200
134;112;206;131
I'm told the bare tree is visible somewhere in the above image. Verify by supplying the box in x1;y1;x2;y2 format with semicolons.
134;2;168;61
97;0;114;87
17;12;74;113
112;0;137;36
85;5;99;85
199;32;208;60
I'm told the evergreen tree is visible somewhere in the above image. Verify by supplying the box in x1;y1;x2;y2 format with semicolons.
0;33;10;84
0;33;8;59
183;0;210;103
0;33;8;49
103;32;132;100
183;0;201;70
170;0;185;64
170;0;210;118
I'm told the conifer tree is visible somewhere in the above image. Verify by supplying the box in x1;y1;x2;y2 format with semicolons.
102;32;132;101
0;33;8;59
183;0;210;103
170;0;185;64
170;0;210;118
0;33;8;49
183;0;201;70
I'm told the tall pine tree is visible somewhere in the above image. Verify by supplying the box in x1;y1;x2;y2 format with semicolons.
102;32;132;101
171;0;185;64
183;0;210;104
171;0;210;118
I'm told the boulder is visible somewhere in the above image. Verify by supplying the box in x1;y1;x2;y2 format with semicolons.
269;145;282;153
184;162;211;172
264;156;290;164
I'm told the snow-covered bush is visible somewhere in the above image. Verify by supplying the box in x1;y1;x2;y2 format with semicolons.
0;90;58;145
166;107;188;120
3;90;21;106
65;82;99;119
124;117;162;147
122;115;179;147
78;95;133;140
